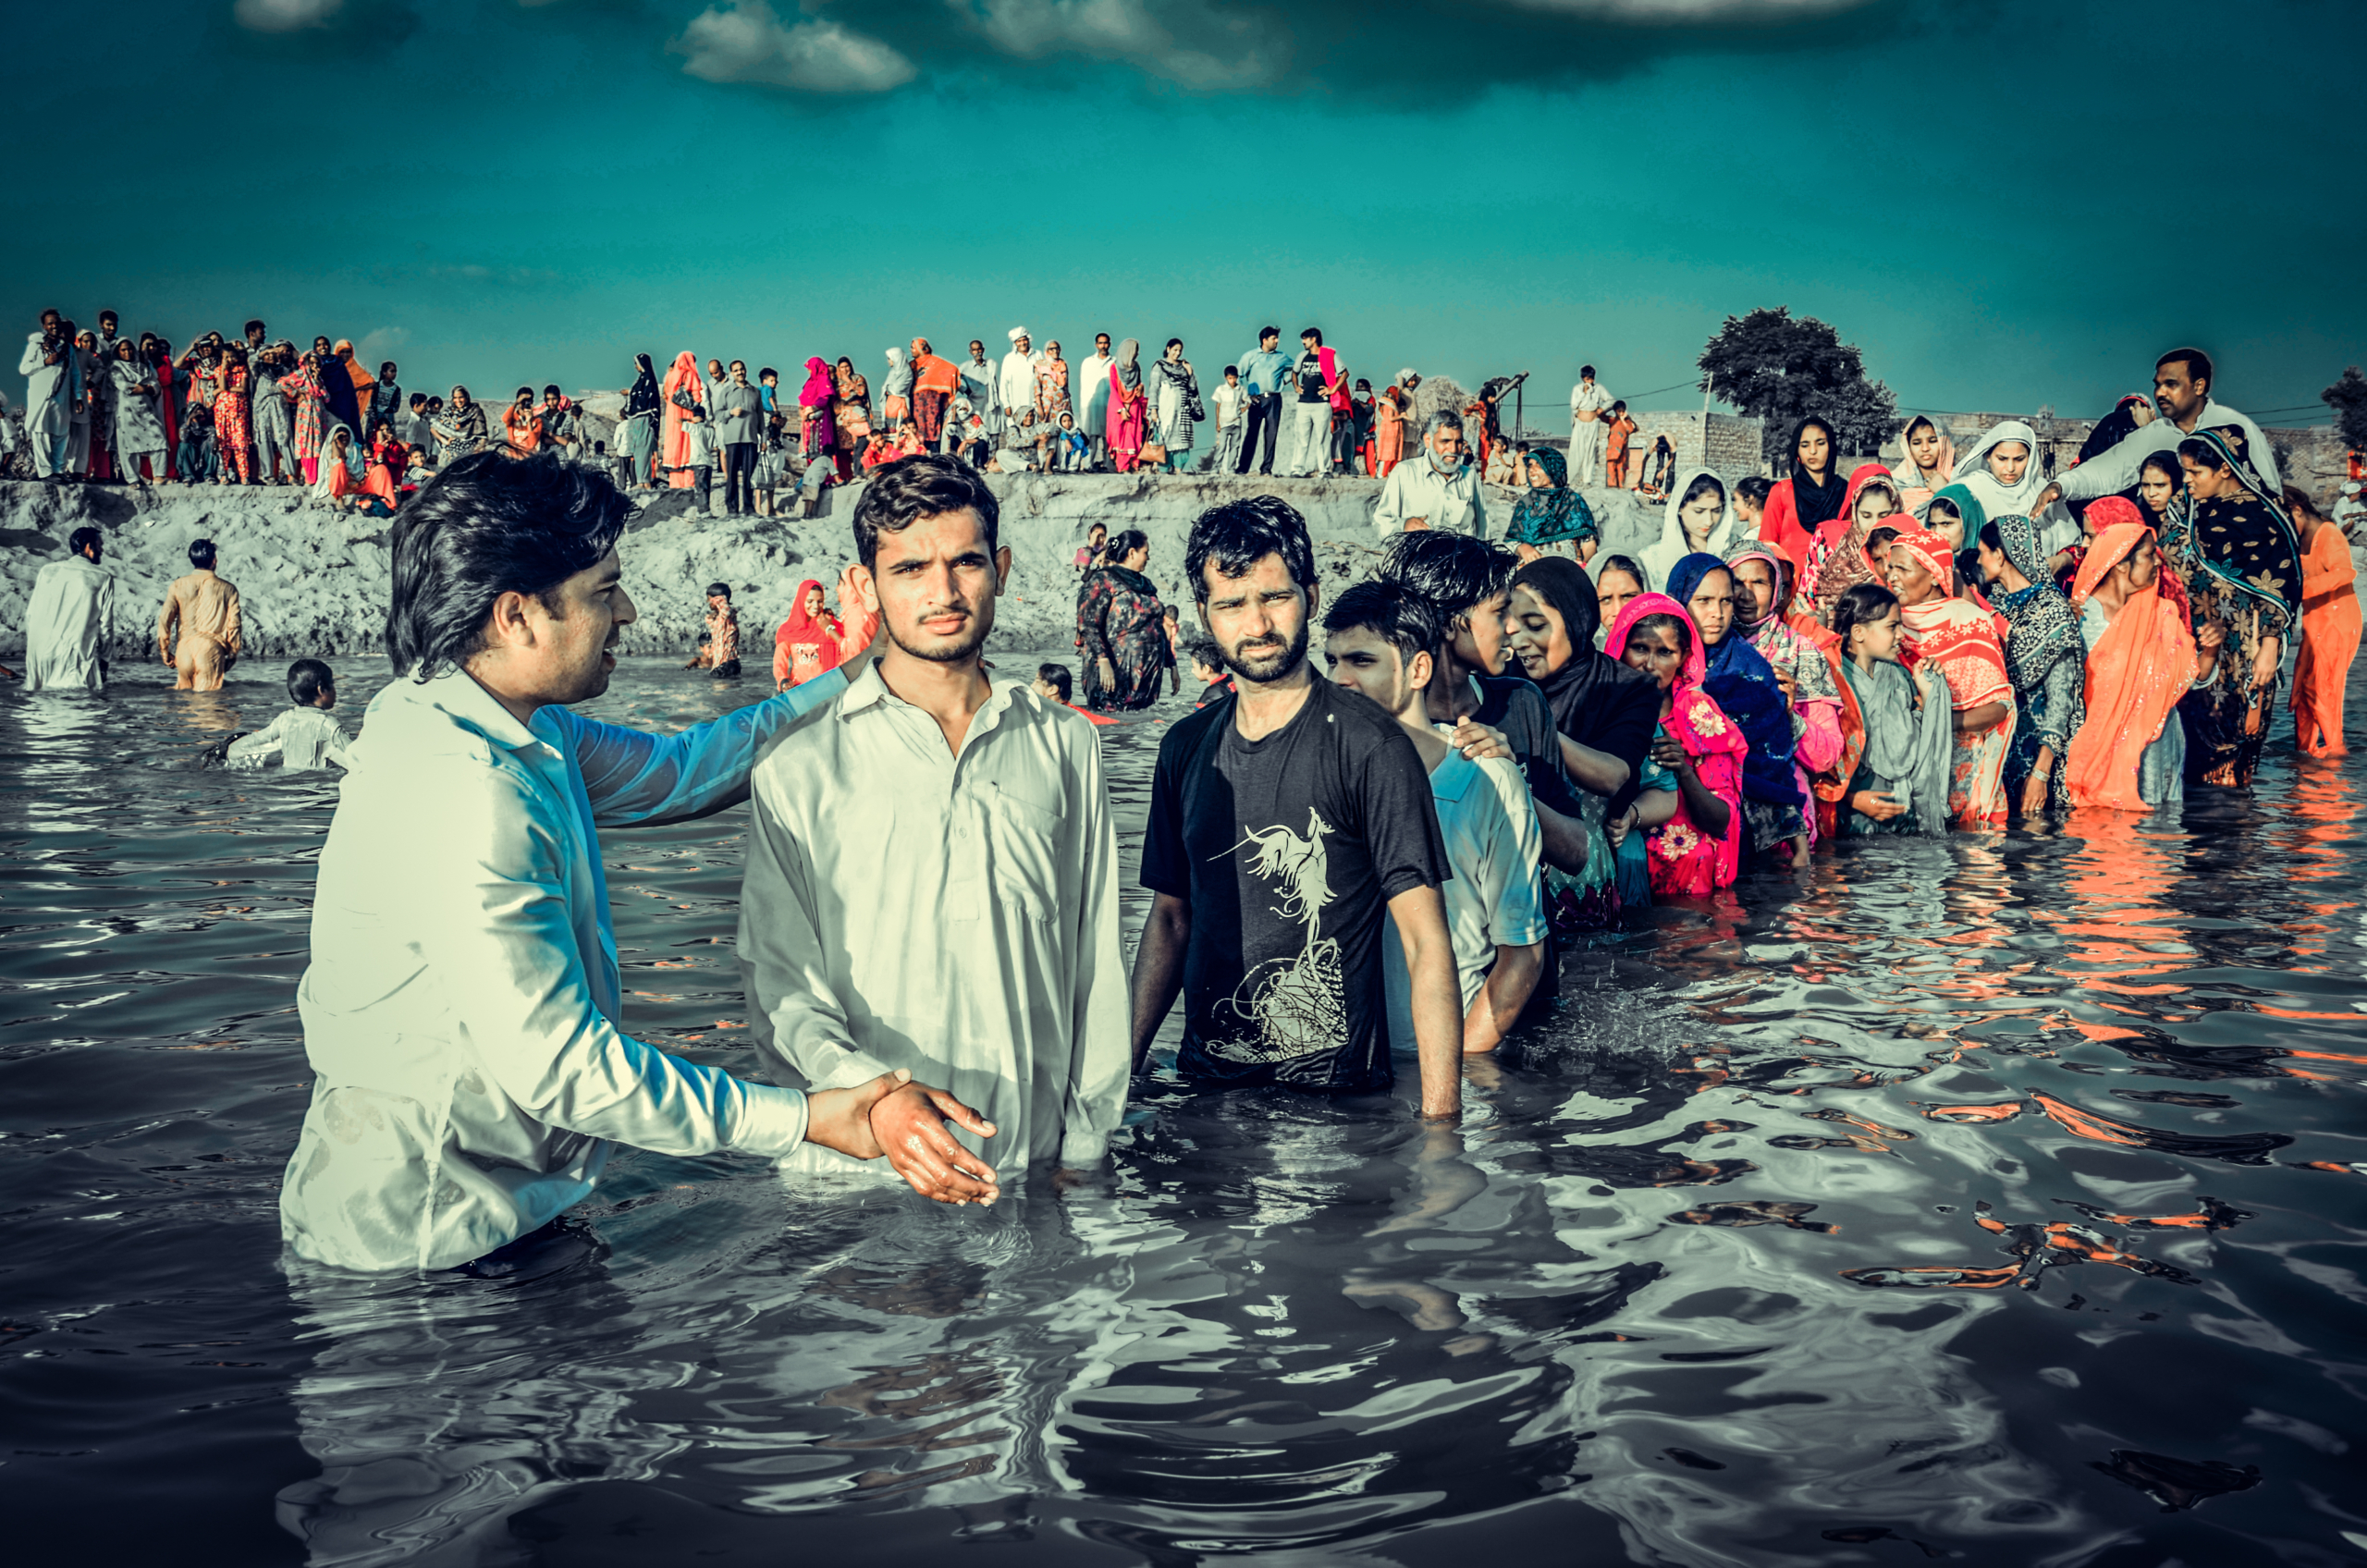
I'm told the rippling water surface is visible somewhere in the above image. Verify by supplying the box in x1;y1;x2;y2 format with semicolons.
4;655;2364;1567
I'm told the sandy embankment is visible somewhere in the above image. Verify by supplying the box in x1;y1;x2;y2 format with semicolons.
0;472;1650;666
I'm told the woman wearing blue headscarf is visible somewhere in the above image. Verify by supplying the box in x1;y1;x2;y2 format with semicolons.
1665;550;1809;864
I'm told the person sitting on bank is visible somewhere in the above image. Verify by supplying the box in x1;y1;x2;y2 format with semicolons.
276;451;982;1273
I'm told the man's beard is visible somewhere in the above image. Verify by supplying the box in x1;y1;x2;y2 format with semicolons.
886;599;991;665
1218;615;1309;685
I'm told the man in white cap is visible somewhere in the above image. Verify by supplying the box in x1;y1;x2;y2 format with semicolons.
2336;480;2365;538
1000;328;1042;435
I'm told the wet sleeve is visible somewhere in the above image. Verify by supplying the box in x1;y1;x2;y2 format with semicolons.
1138;726;1192;900
1359;723;1451;900
1062;726;1132;1166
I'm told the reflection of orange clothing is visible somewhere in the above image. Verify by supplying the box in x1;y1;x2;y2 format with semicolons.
1604;414;1637;486
2291;524;2360;756
159;570;242;692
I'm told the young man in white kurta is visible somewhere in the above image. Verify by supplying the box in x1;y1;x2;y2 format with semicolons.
21;530;114;692
739;454;1129;1184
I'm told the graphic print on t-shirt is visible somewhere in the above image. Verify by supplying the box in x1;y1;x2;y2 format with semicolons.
1209;808;1344;1063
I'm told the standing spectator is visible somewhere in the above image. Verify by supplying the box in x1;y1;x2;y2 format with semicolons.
1372;372;1414;478
214;345;254;485
1106;339;1147;473
714;361;763;515
107;338;166;487
1568;364;1613;486
1036;339;1072;427
1148;338;1201;473
252;344;298;484
332;340;374;456
19;310;72;480
879;346;912;428
910;337;957;449
1373;411;1488;538
660;351;705;488
959;340;996;447
1233;325;1289;476
680;402;716;508
796;356;836;475
1603;401;1637;488
999;327;1041;433
619;353;661;487
1282;326;1336;477
1210;364;1246;475
283;351;328;482
372;361;403;436
1076;332;1114;468
66;327;98;476
831;356;871;482
501;386;540;456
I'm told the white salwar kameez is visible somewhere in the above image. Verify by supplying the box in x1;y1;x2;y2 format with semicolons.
739;668;1129;1182
20;554;114;692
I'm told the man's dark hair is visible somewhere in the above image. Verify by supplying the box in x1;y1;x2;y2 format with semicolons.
2156;347;2214;395
408;392;428;409
189;538;216;570
1184;634;1223;672
1259;325;1279;343
1106;528;1148;561
287;658;334;704
1184;495;1316;604
386;450;632;681
850;451;1000;570
1376;531;1515;626
1036;662;1073;703
1299;326;1323;347
542;384;562;399
68;526;101;561
381;361;399;376
242;318;264;336
705;582;731;599
1610;399;1627;413
1735;474;1773;507
1322;578;1442;668
1581;364;1596;378
1223;365;1238;378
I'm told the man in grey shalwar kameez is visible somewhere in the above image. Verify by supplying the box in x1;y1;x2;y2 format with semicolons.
18;312;71;479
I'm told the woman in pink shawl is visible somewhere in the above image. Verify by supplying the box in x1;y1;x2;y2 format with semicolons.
659;351;704;490
1106;338;1147;472
796;356;837;472
1726;541;1845;848
1609;592;1747;898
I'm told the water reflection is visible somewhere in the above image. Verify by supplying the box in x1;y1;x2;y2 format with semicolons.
3;658;2365;1565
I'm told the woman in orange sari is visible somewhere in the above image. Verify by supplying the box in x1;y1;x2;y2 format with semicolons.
659;351;703;490
2287;485;2359;757
1885;525;2014;827
1373;374;1411;477
2067;521;2215;812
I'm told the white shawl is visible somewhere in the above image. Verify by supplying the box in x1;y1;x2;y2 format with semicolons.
1641;466;1737;592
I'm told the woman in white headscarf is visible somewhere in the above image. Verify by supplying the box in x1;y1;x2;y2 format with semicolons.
1951;420;2054;540
880;346;912;428
1890;414;1956;512
1640;467;1737;591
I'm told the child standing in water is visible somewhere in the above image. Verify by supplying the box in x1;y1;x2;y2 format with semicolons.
227;659;353;772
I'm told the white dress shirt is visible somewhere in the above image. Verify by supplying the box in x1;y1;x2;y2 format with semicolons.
739;668;1129;1179
228;704;354;771
1570;380;1613;421
1373;452;1489;538
2057;398;2280;500
278;666;848;1271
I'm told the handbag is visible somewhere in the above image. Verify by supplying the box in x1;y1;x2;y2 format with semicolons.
1139;441;1168;465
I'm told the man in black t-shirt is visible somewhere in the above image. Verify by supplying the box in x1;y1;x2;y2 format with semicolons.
1283;326;1338;478
1133;496;1464;1114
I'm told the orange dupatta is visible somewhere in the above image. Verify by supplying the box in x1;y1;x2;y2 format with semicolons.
2066;522;2195;813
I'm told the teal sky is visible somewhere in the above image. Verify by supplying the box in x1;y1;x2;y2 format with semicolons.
10;0;2362;428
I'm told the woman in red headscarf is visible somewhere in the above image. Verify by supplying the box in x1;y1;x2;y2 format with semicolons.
1799;463;1901;619
2067;517;2214;811
659;351;704;491
1607;592;1747;898
1883;525;2014;828
772;570;879;690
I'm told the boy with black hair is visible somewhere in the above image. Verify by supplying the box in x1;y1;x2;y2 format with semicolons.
1323;579;1545;1057
1133;494;1464;1115
227;658;355;772
704;582;741;678
1375;531;1600;880
1183;635;1233;708
1033;661;1118;725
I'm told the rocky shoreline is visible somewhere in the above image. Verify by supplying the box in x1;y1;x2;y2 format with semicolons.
0;472;1648;667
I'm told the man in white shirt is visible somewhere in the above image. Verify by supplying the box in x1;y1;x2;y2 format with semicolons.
2038;347;2281;511
277;451;980;1272
1000;327;1042;435
18;310;71;479
740;454;1129;1194
1076;332;1114;469
1568;365;1613;486
21;525;114;691
1323;580;1546;1057
1373;410;1488;538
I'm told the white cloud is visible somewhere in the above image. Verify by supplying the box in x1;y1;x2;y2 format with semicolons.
356;326;411;363
233;0;344;31
1498;0;1875;20
670;3;917;93
947;0;1276;88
